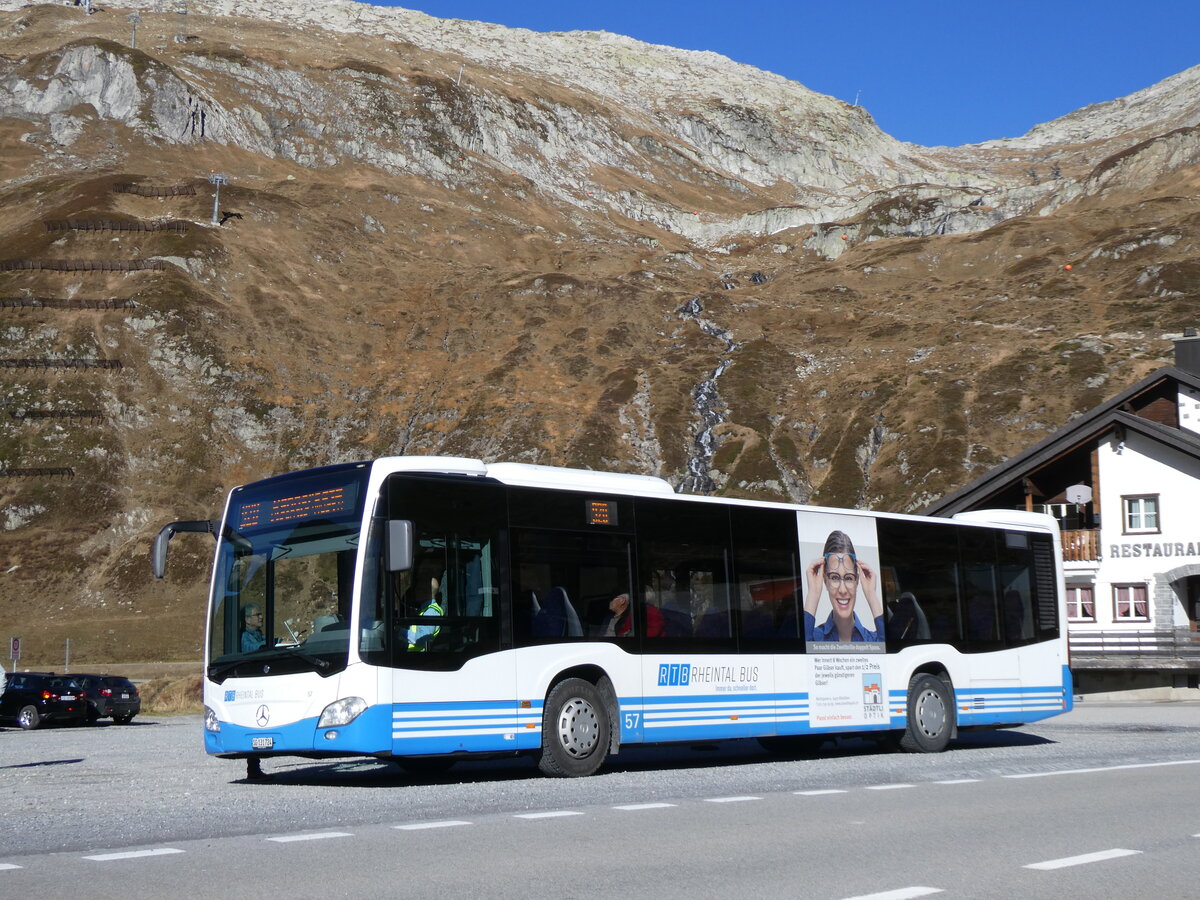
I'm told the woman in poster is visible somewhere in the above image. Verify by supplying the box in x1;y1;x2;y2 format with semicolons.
804;529;885;642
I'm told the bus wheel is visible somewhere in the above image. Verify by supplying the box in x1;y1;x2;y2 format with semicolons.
900;674;953;753
539;678;610;777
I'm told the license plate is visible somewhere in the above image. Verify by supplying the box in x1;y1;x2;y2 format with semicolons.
120;693;129;699
61;694;76;700
251;737;274;750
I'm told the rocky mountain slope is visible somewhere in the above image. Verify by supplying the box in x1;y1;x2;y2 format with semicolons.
0;0;1197;664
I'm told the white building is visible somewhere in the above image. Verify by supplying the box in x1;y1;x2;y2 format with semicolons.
926;332;1200;697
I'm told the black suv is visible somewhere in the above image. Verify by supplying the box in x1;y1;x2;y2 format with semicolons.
72;674;141;725
0;672;89;729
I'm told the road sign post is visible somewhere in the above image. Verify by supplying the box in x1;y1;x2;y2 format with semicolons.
9;635;19;674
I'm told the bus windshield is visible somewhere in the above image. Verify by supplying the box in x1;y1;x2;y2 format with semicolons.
206;464;370;681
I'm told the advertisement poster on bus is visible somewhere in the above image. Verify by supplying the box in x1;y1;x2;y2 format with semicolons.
799;512;888;728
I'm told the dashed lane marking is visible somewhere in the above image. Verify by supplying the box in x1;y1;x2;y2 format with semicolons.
84;849;185;861
513;811;582;819
865;783;915;791
841;887;943;899
0;864;23;871
1005;759;1200;779
613;803;676;811
394;821;472;830
704;796;761;803
794;789;847;796
1023;848;1142;870
266;832;353;843
933;779;980;784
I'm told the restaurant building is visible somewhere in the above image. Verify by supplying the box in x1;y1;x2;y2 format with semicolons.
925;331;1200;697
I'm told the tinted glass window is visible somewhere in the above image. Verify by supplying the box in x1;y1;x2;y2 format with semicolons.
877;519;962;647
512;530;634;644
1030;533;1060;640
731;505;803;651
959;527;1002;649
363;476;506;670
508;486;634;534
635;499;733;649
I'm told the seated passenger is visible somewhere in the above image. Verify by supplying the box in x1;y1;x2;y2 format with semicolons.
593;592;634;637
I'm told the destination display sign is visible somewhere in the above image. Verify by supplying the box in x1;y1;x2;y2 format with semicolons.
229;467;366;534
586;499;618;526
235;486;355;530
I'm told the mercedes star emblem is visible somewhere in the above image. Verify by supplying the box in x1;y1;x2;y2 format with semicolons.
256;705;270;727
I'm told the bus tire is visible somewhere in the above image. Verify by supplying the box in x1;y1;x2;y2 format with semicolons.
900;673;953;753
539;678;610;777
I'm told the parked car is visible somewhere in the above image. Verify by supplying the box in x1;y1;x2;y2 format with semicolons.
0;672;89;730
72;673;141;725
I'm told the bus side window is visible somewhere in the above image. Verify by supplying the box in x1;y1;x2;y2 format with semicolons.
731;505;802;650
998;531;1037;645
511;529;632;646
635;498;733;647
877;519;963;648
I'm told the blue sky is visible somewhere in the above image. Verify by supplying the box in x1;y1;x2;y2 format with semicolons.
374;1;1199;147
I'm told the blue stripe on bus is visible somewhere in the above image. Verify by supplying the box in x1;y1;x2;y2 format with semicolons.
392;699;535;710
206;702;393;756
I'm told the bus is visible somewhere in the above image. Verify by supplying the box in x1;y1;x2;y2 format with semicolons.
152;455;1072;777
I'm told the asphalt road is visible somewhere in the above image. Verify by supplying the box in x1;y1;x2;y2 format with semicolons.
2;702;1199;898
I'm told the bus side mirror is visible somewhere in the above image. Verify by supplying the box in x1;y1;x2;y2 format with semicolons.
151;520;217;579
385;520;414;572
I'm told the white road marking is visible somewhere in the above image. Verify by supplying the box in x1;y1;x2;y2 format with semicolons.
1005;759;1200;779
84;848;185;861
866;783;915;791
703;796;761;803
841;887;943;900
1024;848;1142;870
934;778;979;784
613;803;676;811
0;864;23;871
513;811;582;819
794;789;847;796
266;832;353;843
394;821;472;830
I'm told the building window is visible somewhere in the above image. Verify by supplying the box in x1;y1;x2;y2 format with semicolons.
1122;495;1160;534
1113;584;1149;621
1066;585;1095;621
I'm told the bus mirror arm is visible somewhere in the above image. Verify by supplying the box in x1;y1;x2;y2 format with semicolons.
151;520;218;579
385;519;414;572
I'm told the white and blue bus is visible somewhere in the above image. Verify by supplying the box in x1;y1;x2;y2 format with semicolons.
152;456;1071;777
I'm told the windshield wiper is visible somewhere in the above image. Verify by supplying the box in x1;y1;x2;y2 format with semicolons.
208;645;330;680
208;657;249;680
282;644;331;671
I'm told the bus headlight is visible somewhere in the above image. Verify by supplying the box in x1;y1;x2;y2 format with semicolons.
318;696;367;728
204;705;221;733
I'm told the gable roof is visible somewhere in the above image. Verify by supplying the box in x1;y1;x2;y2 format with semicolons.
924;365;1200;515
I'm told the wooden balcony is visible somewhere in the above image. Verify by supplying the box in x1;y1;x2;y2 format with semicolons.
1061;528;1100;562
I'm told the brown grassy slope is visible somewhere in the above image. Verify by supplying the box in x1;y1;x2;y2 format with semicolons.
0;5;1196;666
